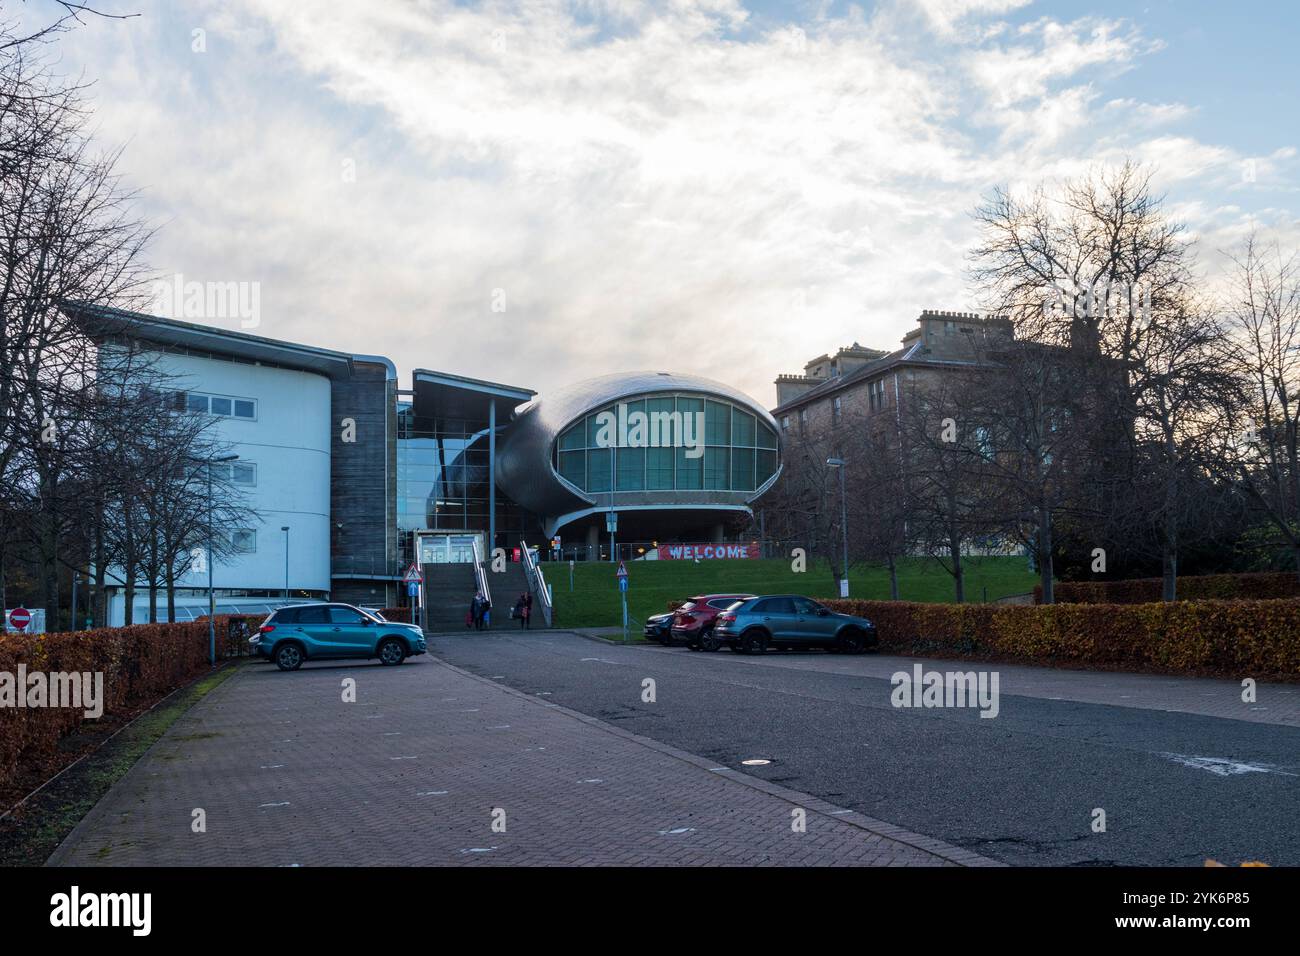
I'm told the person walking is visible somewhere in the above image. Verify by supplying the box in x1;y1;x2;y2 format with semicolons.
470;591;484;631
522;590;533;629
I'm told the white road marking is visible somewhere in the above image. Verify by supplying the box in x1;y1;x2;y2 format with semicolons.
459;847;498;854
259;802;290;808
1158;753;1298;777
417;790;449;796
657;827;696;836
259;764;284;769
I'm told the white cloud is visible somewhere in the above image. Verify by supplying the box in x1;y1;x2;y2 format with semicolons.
33;0;1295;406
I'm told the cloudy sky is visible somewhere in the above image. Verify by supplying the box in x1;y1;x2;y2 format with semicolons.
27;0;1300;405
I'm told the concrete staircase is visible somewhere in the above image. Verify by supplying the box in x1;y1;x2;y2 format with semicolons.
419;559;536;632
420;563;477;632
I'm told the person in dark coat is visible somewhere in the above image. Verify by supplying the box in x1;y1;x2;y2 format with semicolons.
470;591;484;631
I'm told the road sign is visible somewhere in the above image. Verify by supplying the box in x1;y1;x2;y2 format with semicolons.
615;561;628;579
619;577;628;593
9;607;30;631
407;581;419;597
605;511;618;533
402;563;423;584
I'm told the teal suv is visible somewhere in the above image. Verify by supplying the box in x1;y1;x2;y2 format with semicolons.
712;595;877;654
252;603;427;671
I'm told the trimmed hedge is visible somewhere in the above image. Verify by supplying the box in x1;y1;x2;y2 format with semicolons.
1037;571;1300;605
0;617;255;790
825;598;1300;678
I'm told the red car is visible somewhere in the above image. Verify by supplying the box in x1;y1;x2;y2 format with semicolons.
672;594;756;651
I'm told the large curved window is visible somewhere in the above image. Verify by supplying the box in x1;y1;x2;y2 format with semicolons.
553;393;778;493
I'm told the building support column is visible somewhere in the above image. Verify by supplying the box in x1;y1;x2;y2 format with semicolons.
586;523;599;561
488;401;497;554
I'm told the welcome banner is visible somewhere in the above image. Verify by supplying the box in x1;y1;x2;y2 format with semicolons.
656;543;760;560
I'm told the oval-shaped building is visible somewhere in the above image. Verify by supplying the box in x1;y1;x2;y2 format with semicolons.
496;371;781;546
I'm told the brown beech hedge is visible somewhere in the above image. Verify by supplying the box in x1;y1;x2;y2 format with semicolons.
1035;572;1300;604
0;617;259;790
825;598;1300;678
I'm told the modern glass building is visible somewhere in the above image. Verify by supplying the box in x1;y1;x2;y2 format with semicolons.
77;308;781;617
494;372;782;548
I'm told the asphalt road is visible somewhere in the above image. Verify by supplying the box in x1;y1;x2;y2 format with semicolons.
427;629;1300;866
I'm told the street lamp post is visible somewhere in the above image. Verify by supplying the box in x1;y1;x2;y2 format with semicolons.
281;526;290;600
827;457;849;598
190;453;239;666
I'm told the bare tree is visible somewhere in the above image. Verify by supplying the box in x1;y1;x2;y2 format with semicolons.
1225;233;1300;578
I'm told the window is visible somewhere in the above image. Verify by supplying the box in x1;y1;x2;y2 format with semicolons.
297;605;329;624
551;392;779;493
798;408;808;433
329;606;367;624
708;598;741;610
756;597;795;614
271;607;299;624
832;396;842;426
793;597;824;615
209;461;256;486
646;447;674;490
869;380;885;411
229;529;256;553
181;391;257;420
781;416;790;431
703;446;729;489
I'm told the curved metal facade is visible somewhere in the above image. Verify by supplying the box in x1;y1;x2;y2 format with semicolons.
495;371;781;536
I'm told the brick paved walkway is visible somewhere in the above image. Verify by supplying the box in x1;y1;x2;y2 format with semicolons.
48;653;991;867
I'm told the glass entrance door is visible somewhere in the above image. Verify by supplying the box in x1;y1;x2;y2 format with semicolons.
417;532;483;564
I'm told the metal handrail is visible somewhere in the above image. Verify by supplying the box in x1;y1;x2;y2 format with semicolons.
520;540;553;627
471;535;492;608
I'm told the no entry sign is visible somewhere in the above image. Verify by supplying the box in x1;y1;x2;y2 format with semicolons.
8;607;31;631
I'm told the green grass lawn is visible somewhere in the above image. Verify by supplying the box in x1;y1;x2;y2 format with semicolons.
547;556;1039;629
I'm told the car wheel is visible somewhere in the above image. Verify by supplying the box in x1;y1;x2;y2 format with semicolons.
837;628;865;654
274;643;304;671
742;630;768;655
698;627;720;652
378;637;406;666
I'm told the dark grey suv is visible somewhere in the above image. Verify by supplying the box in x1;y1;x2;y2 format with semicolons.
712;595;877;654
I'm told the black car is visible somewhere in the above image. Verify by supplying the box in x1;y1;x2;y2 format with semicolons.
643;611;675;644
